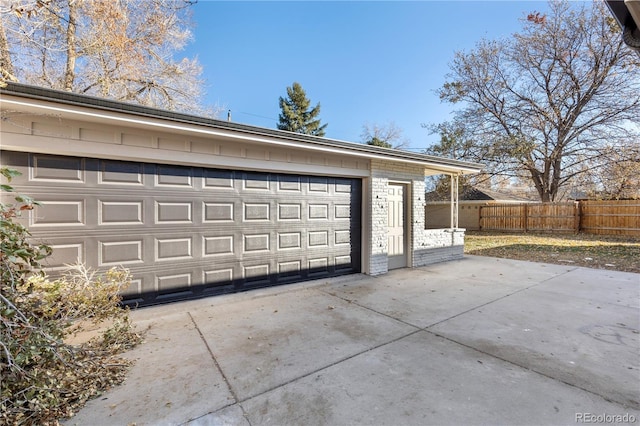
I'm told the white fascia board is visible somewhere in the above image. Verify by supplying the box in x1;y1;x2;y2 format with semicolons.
1;96;483;175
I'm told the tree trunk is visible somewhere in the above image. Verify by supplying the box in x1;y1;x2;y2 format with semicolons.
528;166;552;202
64;1;78;91
0;18;15;81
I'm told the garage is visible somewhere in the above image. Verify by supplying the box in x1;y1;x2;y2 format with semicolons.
2;151;361;306
1;83;483;308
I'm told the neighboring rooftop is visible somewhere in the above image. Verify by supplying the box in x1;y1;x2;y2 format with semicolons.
425;186;533;202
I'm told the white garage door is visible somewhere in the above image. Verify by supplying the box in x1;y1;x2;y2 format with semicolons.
2;152;362;306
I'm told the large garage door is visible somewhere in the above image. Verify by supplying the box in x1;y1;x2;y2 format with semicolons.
2;152;361;306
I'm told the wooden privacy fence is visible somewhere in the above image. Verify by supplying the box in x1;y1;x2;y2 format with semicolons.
580;200;640;236
480;202;578;233
479;200;640;236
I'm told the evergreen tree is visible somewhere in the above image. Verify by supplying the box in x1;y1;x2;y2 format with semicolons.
361;122;408;149
278;82;327;137
366;137;392;148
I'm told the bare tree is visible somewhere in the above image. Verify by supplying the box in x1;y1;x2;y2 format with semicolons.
361;121;410;149
433;0;640;202
577;145;640;199
0;13;15;85
0;0;212;115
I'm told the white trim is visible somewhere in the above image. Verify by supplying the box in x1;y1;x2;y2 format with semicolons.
361;177;371;275
450;174;459;229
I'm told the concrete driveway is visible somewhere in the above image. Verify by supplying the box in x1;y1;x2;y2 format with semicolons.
65;255;640;426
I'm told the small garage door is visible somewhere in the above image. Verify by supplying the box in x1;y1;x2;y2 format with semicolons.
2;152;361;306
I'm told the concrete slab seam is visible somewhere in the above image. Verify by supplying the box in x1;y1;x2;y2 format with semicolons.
424;329;634;410
320;268;585;332
180;403;251;426
319;288;424;330
234;329;424;405
186;311;252;425
424;267;581;330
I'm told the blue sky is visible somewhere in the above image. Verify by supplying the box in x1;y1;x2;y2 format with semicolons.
184;1;550;150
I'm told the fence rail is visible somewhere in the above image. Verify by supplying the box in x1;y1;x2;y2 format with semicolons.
579;200;640;236
478;200;640;236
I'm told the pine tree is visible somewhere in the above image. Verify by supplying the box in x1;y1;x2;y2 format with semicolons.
277;82;327;137
361;122;408;149
366;137;392;148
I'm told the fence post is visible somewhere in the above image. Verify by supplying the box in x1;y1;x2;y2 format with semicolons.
523;203;528;233
577;200;584;233
574;201;581;234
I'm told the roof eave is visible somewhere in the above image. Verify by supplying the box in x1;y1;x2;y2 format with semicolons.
0;83;484;174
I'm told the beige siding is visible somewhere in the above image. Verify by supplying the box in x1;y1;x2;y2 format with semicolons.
0;112;370;178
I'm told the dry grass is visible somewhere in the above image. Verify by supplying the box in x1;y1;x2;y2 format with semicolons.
464;231;640;273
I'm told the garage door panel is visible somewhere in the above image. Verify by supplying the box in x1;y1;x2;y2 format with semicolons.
242;172;271;190
155;237;193;261
31;199;85;227
335;179;355;193
2;152;361;306
277;203;302;221
156;271;193;295
99;160;145;186
99;200;144;226
155;164;194;187
203;235;235;257
99;239;144;266
204;169;234;189
243;233;271;253
120;276;144;299
155;201;193;224
31;154;86;183
243;202;271;221
41;241;84;271
243;263;271;283
203;267;234;286
277;232;302;250
309;177;329;192
277;175;302;191
203;201;235;222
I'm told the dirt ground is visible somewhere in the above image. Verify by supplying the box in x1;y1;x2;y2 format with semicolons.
464;231;640;274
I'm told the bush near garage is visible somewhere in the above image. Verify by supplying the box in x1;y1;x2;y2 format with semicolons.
1;168;141;425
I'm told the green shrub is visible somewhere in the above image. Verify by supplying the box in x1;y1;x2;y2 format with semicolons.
1;168;141;425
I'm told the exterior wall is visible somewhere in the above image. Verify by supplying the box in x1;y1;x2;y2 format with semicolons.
426;202;486;230
367;174;390;275
0;113;371;178
413;229;465;266
367;160;465;275
2;106;469;281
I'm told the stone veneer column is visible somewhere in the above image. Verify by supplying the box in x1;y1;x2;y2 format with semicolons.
368;176;389;275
